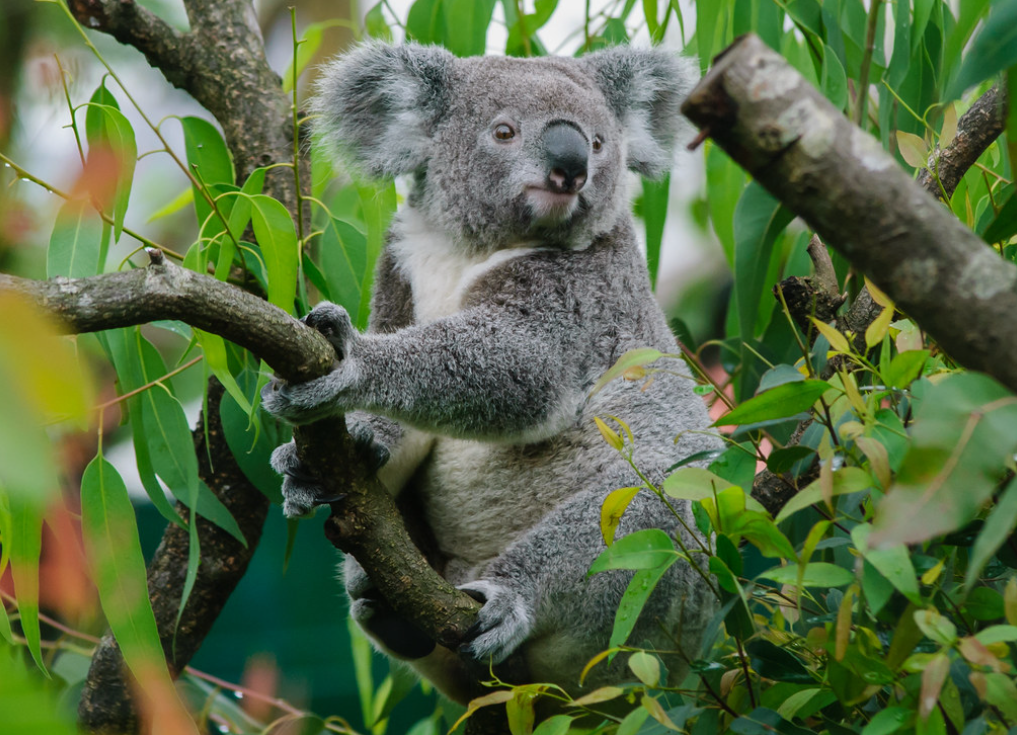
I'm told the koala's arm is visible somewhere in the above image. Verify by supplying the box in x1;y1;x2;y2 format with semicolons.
264;299;582;441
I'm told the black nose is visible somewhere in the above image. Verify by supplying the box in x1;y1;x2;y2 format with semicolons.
540;122;588;193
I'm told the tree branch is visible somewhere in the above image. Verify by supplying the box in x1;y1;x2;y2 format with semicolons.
0;250;334;383
1;253;499;724
682;36;1013;514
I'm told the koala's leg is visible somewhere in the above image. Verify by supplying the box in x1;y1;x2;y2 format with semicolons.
344;554;437;659
458;489;713;690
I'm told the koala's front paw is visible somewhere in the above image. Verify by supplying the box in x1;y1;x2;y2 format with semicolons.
270;441;345;517
260;303;360;425
458;579;533;664
303;302;356;359
261;360;361;425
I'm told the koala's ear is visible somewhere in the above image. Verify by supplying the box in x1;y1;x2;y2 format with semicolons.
582;47;699;178
311;43;454;179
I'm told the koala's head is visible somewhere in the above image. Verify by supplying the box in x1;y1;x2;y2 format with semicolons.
312;43;696;251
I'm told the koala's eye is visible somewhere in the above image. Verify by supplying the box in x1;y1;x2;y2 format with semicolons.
592;135;604;153
493;123;516;142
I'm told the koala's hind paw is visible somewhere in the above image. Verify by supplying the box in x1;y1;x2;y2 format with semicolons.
457;580;533;664
350;598;437;660
347;418;391;472
270;441;345;518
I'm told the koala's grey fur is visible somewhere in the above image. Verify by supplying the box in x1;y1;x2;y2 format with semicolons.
261;42;720;704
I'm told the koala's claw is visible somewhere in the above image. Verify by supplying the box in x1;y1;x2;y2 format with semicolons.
457;580;532;664
270;442;344;518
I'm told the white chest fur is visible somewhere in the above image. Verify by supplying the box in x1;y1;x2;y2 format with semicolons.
389;208;536;323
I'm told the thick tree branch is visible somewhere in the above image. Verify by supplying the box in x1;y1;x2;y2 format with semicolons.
66;0;191;85
682;36;1013;514
0;254;498;723
0;251;334;383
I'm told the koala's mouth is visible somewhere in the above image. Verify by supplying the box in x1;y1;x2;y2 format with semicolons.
524;186;579;223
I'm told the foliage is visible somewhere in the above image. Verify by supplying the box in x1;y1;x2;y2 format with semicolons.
0;0;1016;734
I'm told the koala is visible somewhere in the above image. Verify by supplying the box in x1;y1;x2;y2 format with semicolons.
261;42;721;705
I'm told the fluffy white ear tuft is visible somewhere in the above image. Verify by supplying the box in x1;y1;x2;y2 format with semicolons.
311;42;455;180
582;47;699;179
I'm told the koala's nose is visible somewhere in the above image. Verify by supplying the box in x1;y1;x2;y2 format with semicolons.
541;122;588;194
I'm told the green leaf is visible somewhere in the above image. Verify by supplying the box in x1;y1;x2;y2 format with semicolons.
182;116;235;231
220;371;285;505
407;0;447;45
84;83;136;243
663;467;768;515
705;145;746;265
946;0;1017;99
943;0;992;84
714;380;832;427
0;645;76;733
757;364;806;392
319;217;370;329
861;706;912;735
896;131;929;168
588;528;676;573
628;651;660;687
975;624;1017;644
966;477;1017;591
820;43;848;110
913;609;958;646
609;560;675;648
80;457;173;684
640;174;669;290
732;183;794;346
760;562;855;588
745;640;814;684
6;494;45;672
872;373;1017;546
250;194;299;314
365;2;394;41
775;466;873;523
47;199;104;279
532;714;573;735
147;187;193;223
441;0;496;56
966;586;1005;620
981;188;1017;245
851;525;921;605
766;446;816;475
193;330;251;415
883;350;929;389
730;707;817;735
591;348;664;395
